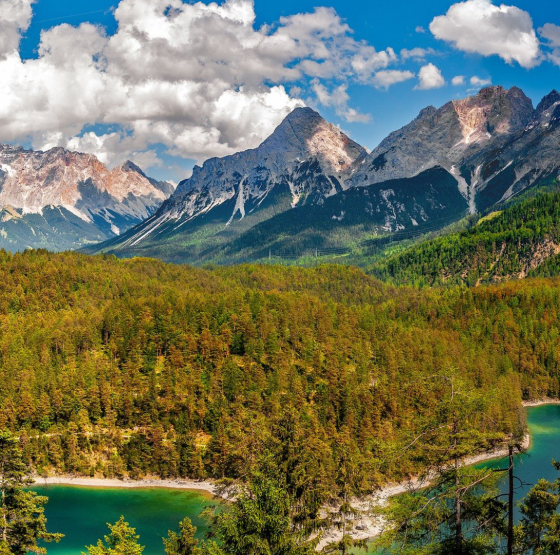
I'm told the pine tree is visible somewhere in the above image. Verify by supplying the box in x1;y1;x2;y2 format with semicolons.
206;460;316;555
83;517;144;555
516;461;560;554
164;518;200;555
0;430;63;555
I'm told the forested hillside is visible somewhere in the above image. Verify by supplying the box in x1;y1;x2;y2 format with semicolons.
1;251;558;501
372;191;560;286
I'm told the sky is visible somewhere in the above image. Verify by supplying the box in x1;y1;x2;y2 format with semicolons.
1;0;559;182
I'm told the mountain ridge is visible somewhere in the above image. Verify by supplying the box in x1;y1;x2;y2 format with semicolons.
0;144;175;251
87;86;560;265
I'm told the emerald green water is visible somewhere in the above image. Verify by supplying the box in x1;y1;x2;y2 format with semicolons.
476;404;560;503
32;406;560;555
32;486;215;555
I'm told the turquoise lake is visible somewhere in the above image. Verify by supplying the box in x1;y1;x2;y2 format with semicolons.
32;485;215;555
32;404;560;555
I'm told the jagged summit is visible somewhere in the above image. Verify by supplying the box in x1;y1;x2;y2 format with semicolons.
349;85;535;213
0;144;173;251
93;85;560;264
536;90;560;114
107;106;367;251
161;106;367;223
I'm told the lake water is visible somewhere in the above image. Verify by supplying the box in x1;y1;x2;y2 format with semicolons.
500;404;560;495
33;405;560;555
32;485;215;555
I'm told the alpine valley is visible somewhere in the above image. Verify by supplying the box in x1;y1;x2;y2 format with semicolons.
84;85;560;267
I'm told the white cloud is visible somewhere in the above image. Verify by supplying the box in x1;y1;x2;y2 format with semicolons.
415;26;426;33
311;80;371;123
469;75;492;88
0;0;400;170
430;0;541;69
452;75;465;86
415;63;445;90
539;23;560;67
400;47;437;61
372;70;415;90
0;0;34;59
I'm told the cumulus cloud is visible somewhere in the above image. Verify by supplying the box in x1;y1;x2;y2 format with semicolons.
0;0;400;169
539;23;560;67
415;63;445;90
372;70;415;90
430;0;541;69
0;0;34;58
469;75;492;88
311;80;371;123
452;75;465;86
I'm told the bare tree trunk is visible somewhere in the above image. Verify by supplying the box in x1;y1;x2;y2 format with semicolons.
454;418;462;555
1;466;7;543
507;445;514;555
342;491;347;555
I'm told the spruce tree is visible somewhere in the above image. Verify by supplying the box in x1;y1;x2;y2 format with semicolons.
164;518;200;555
83;517;144;555
0;430;62;555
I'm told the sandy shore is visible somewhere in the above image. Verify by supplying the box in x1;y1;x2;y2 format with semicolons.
32;431;535;552
32;475;218;497
523;398;560;407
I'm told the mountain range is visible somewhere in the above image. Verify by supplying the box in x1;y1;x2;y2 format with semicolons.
88;85;560;265
3;85;560;268
0;145;174;251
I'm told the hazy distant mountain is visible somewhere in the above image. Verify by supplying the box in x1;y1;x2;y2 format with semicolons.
0;146;174;251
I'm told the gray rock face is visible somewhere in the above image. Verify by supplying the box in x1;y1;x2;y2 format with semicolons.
95;86;560;262
349;86;535;213
167;107;366;220
115;107;367;247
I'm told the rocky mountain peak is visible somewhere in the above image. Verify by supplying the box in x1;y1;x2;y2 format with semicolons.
0;144;174;250
451;86;533;144
536;90;560;114
121;160;146;175
260;107;365;175
416;106;438;120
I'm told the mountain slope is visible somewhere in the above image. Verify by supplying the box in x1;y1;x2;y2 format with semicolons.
209;167;469;263
91;86;560;265
90;107;368;260
0;145;173;251
350;86;535;212
371;187;560;286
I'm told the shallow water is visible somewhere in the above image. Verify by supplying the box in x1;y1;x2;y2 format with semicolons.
476;404;560;514
32;485;215;555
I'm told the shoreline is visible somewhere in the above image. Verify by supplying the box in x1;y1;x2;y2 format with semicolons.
32;476;218;497
319;402;553;550
32;401;558;551
522;398;560;407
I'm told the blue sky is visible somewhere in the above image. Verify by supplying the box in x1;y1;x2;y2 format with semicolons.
3;0;560;182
